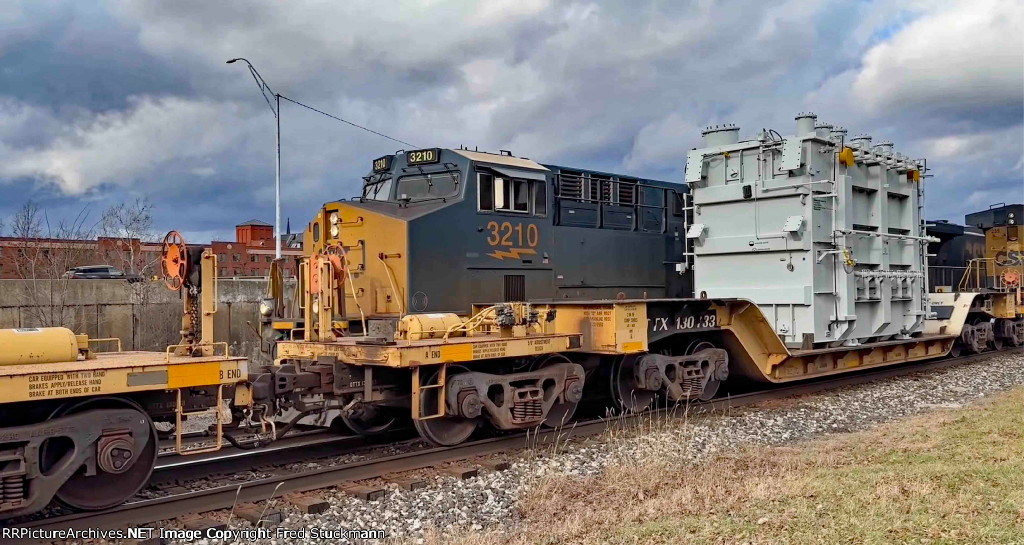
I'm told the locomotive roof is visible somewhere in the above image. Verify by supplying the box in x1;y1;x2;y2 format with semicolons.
452;149;549;171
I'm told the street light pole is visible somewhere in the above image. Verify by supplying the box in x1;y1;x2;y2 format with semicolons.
227;58;282;259
275;92;281;259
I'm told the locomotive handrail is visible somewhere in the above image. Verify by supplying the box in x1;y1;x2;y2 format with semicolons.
378;253;405;317
88;337;123;353
165;341;230;362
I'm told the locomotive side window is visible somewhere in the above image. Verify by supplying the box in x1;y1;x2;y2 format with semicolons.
479;173;495;210
513;180;529;212
533;182;547;216
495;177;509;210
478;172;542;215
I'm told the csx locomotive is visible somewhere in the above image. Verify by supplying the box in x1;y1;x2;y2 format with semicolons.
261;148;690;344
927;203;1024;351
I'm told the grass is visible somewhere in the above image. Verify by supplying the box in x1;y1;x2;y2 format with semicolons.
414;388;1024;545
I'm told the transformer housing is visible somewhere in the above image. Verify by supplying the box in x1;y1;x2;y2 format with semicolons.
685;113;929;348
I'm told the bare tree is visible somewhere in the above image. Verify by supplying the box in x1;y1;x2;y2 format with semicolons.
9;201;98;328
101;197;159;279
100;198;168;349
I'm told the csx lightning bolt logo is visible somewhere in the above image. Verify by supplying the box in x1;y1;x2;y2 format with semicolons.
487;248;537;260
485;221;540;260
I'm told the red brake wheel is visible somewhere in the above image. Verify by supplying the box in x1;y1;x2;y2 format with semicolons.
161;230;188;291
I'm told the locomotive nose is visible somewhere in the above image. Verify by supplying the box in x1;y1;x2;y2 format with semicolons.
317;202;410;319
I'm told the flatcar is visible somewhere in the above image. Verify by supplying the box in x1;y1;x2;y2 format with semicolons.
0;238;254;518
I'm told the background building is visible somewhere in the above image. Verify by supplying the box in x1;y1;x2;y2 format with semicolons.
0;220;301;279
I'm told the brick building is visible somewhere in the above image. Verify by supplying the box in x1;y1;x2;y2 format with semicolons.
0;220;302;279
210;219;302;278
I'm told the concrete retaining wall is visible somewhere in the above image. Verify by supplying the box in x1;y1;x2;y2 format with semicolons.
0;278;273;366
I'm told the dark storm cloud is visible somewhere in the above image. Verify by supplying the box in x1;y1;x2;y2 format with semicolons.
0;0;1020;240
0;2;191;113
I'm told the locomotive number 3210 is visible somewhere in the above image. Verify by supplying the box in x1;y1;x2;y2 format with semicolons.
486;221;539;247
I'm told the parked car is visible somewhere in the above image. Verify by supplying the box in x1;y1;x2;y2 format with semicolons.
63;265;144;282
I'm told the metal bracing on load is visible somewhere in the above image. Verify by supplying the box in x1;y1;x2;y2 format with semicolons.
685;113;930;348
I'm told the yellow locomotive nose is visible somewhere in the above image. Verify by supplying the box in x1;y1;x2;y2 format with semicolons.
306;201;410;321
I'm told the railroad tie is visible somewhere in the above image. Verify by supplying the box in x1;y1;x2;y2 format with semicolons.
234;502;284;526
440;465;479;480
282;493;330;514
386;475;428;491
181;515;228;533
477;459;510;471
340;483;386;501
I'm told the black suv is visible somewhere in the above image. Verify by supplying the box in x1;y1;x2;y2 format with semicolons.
63;265;144;282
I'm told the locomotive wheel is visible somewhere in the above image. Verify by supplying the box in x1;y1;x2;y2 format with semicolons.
339;404;399;436
531;354;579;428
413;370;476;446
1011;319;1024;347
685;339;721;401
42;397;157;511
610;355;656;414
948;340;962;358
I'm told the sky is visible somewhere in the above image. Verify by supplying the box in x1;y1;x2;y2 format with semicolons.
0;0;1021;242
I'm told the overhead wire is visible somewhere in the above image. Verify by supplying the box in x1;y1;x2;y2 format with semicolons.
278;95;417;148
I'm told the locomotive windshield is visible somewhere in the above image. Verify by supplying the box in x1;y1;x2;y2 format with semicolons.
363;174;393;201
394;171;460;202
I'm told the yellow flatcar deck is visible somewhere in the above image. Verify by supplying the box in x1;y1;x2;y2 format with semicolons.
0;351;248;404
276;332;582;368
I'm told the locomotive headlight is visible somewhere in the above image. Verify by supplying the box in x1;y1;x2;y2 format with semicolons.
312;296;320;315
259;297;274;317
330;224;340;238
329;212;339;225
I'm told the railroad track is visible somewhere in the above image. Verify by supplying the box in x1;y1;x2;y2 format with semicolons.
151;429;412;486
13;348;1020;534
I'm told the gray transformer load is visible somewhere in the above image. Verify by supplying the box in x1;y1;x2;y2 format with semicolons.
684;113;930;348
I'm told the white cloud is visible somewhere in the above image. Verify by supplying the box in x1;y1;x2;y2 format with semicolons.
1;0;1021;238
0;96;249;193
850;0;1024;114
623;112;701;172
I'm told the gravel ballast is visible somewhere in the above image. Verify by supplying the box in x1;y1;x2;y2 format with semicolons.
89;351;1024;544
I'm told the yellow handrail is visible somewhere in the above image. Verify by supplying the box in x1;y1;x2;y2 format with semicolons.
88;337;122;353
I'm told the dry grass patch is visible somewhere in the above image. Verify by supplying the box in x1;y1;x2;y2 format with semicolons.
414;388;1024;545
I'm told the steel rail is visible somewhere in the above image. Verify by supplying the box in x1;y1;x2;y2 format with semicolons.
14;348;1021;534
